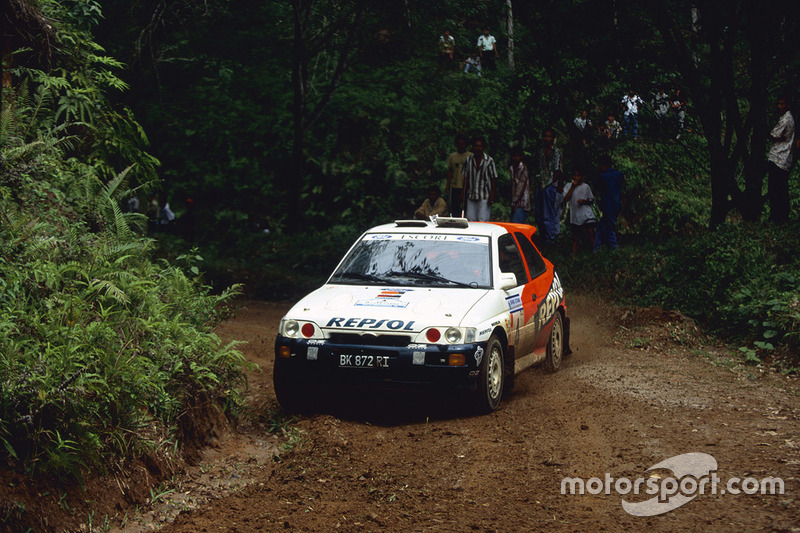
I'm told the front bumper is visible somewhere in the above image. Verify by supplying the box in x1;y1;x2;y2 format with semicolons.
274;335;487;391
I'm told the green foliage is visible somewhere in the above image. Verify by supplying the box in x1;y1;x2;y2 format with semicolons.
556;223;800;355
0;149;246;476
0;1;246;479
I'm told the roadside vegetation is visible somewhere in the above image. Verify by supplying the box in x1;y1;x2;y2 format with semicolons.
1;0;246;486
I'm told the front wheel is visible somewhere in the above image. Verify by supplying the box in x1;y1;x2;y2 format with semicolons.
545;312;564;373
475;335;505;413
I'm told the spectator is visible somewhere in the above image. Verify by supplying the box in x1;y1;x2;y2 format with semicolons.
593;154;624;251
671;87;687;139
620;89;644;140
463;136;497;222
652;87;670;138
463;51;482;76
604;112;622;140
477;28;498;71
541;170;565;245
446;133;472;217
534;128;563;231
573;109;593;146
415;186;449;220
562;167;596;256
509;145;531;223
438;30;455;65
767;94;795;223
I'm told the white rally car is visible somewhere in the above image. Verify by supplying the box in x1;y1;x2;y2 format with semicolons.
274;217;570;413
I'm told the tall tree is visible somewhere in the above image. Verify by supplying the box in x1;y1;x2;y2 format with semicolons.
289;0;365;230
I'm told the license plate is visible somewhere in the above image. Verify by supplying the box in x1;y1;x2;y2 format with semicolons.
338;354;390;368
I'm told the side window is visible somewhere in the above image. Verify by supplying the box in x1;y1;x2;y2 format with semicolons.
515;232;547;279
497;234;528;285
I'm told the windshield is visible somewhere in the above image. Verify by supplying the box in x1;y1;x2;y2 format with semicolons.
330;233;491;288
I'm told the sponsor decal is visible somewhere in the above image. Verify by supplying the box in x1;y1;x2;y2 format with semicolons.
474;346;484;366
307;339;325;345
479;327;491;336
505;294;523;313
407;343;427;350
364;234;489;243
355;298;409;308
377;289;412;298
326;317;417;330
533;272;565;332
491;320;500;327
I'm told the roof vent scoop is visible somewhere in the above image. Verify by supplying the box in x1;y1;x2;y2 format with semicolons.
434;217;469;228
394;220;429;227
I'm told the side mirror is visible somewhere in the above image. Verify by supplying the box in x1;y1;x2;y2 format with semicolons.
499;272;518;290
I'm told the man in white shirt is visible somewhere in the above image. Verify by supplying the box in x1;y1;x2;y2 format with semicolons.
767;95;795;223
477;28;497;71
620;89;644;140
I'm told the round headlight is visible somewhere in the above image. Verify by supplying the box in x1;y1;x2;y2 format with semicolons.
301;323;315;338
284;320;299;337
445;327;462;343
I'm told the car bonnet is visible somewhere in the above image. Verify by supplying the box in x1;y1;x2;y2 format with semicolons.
285;284;491;334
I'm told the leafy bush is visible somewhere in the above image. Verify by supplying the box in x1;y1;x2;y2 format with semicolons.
555;223;800;357
0;144;246;478
0;2;246;479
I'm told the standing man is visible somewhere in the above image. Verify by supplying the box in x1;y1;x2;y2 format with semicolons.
652;87;670;138
767;94;795;224
573;109;593;146
509;145;531;223
446;133;472;217
594;154;624;251
477;28;497;71
438;29;455;66
620;89;644;140
534;128;562;231
462;136;497;221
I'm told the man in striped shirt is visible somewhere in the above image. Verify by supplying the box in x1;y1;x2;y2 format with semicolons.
463;136;497;221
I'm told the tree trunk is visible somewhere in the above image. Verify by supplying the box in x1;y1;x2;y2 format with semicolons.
506;0;514;70
289;0;310;232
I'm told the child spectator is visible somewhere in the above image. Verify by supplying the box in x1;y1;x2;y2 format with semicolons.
509;145;531;223
562;167;596;256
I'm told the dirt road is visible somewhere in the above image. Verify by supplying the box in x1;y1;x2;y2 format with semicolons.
144;294;798;532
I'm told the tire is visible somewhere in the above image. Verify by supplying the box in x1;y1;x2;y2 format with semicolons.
475;335;504;413
545;312;564;373
273;359;312;414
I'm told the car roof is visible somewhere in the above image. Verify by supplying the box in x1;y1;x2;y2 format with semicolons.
365;219;537;239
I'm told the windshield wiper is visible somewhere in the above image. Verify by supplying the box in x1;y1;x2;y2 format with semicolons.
330;271;388;284
385;270;474;288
